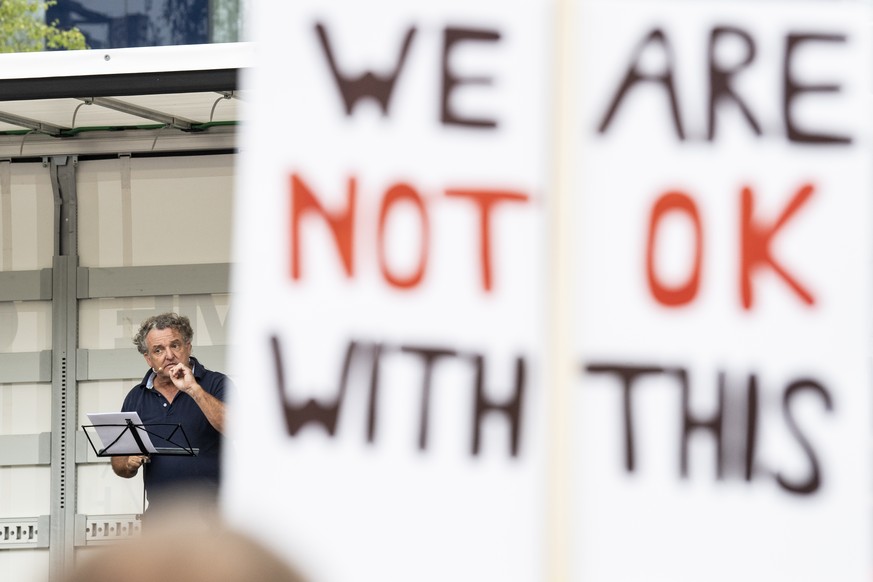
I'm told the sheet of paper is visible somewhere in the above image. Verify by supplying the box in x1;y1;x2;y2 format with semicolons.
86;411;158;455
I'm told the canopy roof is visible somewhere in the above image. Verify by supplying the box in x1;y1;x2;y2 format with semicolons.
0;42;252;158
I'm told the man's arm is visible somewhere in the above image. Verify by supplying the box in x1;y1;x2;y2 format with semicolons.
186;384;226;433
111;455;148;478
168;363;226;433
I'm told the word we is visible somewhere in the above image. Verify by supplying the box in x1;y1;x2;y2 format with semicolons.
315;22;502;127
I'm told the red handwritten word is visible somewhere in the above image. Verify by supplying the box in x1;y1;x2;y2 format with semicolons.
290;173;529;292
646;183;816;309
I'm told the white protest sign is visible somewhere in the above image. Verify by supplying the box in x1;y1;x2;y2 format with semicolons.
573;1;873;580
227;2;550;581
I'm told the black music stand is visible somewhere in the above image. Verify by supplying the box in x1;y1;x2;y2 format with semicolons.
83;412;198;457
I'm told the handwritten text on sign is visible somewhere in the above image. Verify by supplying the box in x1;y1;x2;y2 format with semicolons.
572;5;872;581
229;5;550;582
265;18;541;461
579;20;858;496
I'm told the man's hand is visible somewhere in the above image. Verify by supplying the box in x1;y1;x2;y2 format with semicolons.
165;362;226;434
128;455;148;470
111;455;149;478
167;362;198;394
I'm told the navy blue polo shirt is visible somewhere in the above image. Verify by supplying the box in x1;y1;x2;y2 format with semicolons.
121;356;229;508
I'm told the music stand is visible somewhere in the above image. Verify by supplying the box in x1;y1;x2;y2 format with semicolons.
83;412;198;457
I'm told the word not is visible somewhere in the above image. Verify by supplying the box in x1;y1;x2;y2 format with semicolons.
290;173;529;291
269;334;526;458
315;22;501;127
584;361;833;495
647;182;815;309
599;26;851;143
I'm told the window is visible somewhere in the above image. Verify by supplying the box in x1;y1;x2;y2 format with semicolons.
47;0;244;49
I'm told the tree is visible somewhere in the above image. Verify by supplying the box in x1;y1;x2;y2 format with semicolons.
0;0;86;53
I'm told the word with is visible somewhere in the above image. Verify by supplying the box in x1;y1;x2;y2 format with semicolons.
315;22;501;127
599;26;851;143
584;362;833;495
269;334;526;458
647;182;815;309
290;173;529;292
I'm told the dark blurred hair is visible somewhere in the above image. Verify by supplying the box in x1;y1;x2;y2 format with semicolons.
133;312;194;355
63;504;308;582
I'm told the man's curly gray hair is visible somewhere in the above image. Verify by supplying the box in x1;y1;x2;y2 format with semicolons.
133;313;194;355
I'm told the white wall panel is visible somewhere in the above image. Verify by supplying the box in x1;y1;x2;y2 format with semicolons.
0;383;50;434
0;304;52;532
79;295;231;351
0;302;51;353
0;162;53;271
77;155;236;268
0;467;50;517
77;380;134;423
76;464;144;516
0;161;53;580
2;550;48;582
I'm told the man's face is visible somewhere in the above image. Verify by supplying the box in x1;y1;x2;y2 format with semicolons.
143;327;192;377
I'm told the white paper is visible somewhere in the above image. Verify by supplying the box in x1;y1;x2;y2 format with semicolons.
86;411;158;455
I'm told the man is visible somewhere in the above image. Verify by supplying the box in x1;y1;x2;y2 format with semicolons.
111;312;229;512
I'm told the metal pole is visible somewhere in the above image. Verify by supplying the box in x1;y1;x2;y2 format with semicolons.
48;155;79;582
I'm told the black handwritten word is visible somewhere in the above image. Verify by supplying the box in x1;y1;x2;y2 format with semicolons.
269;335;526;458
599;27;850;143
647;182;815;309
315;22;501;128
290;173;529;292
583;362;833;495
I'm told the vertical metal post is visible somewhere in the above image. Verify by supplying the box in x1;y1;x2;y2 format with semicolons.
48;155;79;582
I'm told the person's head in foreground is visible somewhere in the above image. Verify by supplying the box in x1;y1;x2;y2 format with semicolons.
62;503;307;582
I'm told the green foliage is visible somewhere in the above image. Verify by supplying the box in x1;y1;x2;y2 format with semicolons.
0;0;86;53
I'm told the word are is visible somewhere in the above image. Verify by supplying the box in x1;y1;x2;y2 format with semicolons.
600;26;851;143
269;334;527;458
290;173;528;291
584;361;833;495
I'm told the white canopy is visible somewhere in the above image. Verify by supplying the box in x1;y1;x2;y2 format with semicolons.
0;42;253;157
